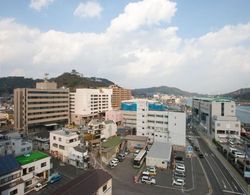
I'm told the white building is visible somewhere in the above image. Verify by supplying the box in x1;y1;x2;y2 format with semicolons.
0;155;24;195
50;129;88;168
15;151;51;194
193;97;241;142
0;133;32;157
121;99;186;148
70;88;112;125
146;142;172;169
88;119;117;140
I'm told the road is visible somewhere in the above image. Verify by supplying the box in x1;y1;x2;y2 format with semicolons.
192;129;245;195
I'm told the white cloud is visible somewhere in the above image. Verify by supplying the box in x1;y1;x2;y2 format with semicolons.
107;0;176;33
1;0;250;94
29;0;54;11
74;1;102;18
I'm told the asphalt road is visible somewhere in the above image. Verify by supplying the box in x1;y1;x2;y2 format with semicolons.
192;129;245;195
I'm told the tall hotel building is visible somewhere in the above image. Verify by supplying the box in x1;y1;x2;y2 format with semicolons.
70;88;112;125
14;81;69;132
121;99;186;148
109;85;132;109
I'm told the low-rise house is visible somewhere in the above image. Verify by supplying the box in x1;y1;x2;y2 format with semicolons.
101;136;122;164
0;155;24;195
53;169;112;195
146;142;172;169
15;151;51;194
50;129;89;168
0;132;32;156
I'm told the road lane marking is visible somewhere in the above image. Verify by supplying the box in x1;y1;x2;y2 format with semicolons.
208;154;233;191
222;180;226;189
232;182;239;191
222;189;245;195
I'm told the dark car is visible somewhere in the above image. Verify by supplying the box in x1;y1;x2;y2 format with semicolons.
198;153;204;158
117;153;126;162
175;156;183;161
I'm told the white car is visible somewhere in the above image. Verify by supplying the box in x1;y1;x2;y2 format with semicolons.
176;163;185;168
172;178;185;186
109;160;118;166
234;152;245;159
34;183;47;191
175;166;185;173
112;158;119;164
141;176;156;185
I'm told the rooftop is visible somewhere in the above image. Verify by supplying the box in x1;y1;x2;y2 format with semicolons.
0;155;20;176
52;169;112;195
147;142;172;161
50;129;78;137
102;136;121;148
15;151;49;165
193;97;232;103
125;135;148;142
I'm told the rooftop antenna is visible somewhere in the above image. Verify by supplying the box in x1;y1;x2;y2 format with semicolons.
44;73;49;82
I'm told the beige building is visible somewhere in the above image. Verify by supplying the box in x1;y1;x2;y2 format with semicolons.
70;88;112;125
109;85;132;109
14;81;69;132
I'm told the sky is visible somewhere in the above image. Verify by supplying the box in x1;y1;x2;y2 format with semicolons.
0;0;250;94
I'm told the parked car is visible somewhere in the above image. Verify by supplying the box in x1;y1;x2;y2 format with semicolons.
141;176;156;185
34;183;47;191
172;178;185;186
117;153;126;161
234;151;245;159
146;166;157;176
142;171;150;177
49;173;62;184
173;171;185;178
109;160;118;167
112;158;119;164
108;163;115;169
175;156;184;161
175;166;185;173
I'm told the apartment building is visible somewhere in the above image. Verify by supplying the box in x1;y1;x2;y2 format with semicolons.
0;155;24;195
0;132;32;157
50;129;89;168
14;81;69;132
15;151;51;194
121;99;186;148
109;85;132;109
192;97;241;142
70;88;112;125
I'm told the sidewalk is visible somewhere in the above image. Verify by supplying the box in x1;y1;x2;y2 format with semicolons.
197;129;249;194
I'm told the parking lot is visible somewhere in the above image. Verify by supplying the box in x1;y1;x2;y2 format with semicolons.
105;149;209;195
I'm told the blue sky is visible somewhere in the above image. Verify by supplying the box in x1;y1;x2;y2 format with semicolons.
0;0;250;94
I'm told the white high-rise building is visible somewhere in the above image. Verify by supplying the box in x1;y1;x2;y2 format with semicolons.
70;88;112;125
121;99;186;148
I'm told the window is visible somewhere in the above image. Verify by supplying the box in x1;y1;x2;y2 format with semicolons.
27;147;31;151
21;148;25;152
53;136;56;140
217;123;220;127
25;180;32;186
103;184;107;192
235;124;239;127
59;137;62;141
23;168;27;176
41;162;46;168
10;189;18;195
59;145;65;150
53;143;58;148
28;166;35;172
